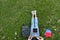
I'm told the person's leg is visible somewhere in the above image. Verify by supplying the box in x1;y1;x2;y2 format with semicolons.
35;16;38;28
30;11;35;34
31;10;37;27
31;10;36;29
35;13;40;36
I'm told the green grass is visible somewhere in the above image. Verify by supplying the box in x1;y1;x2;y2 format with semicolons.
0;0;60;40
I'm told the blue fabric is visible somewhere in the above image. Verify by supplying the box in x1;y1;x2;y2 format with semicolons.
30;17;39;36
46;29;52;33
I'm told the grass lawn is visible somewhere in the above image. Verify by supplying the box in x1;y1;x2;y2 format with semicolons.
0;0;60;40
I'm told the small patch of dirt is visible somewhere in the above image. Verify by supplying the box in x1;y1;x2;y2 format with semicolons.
1;36;5;39
52;26;56;29
57;19;60;23
46;18;52;24
14;37;16;40
15;31;17;36
52;26;57;31
54;29;56;31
